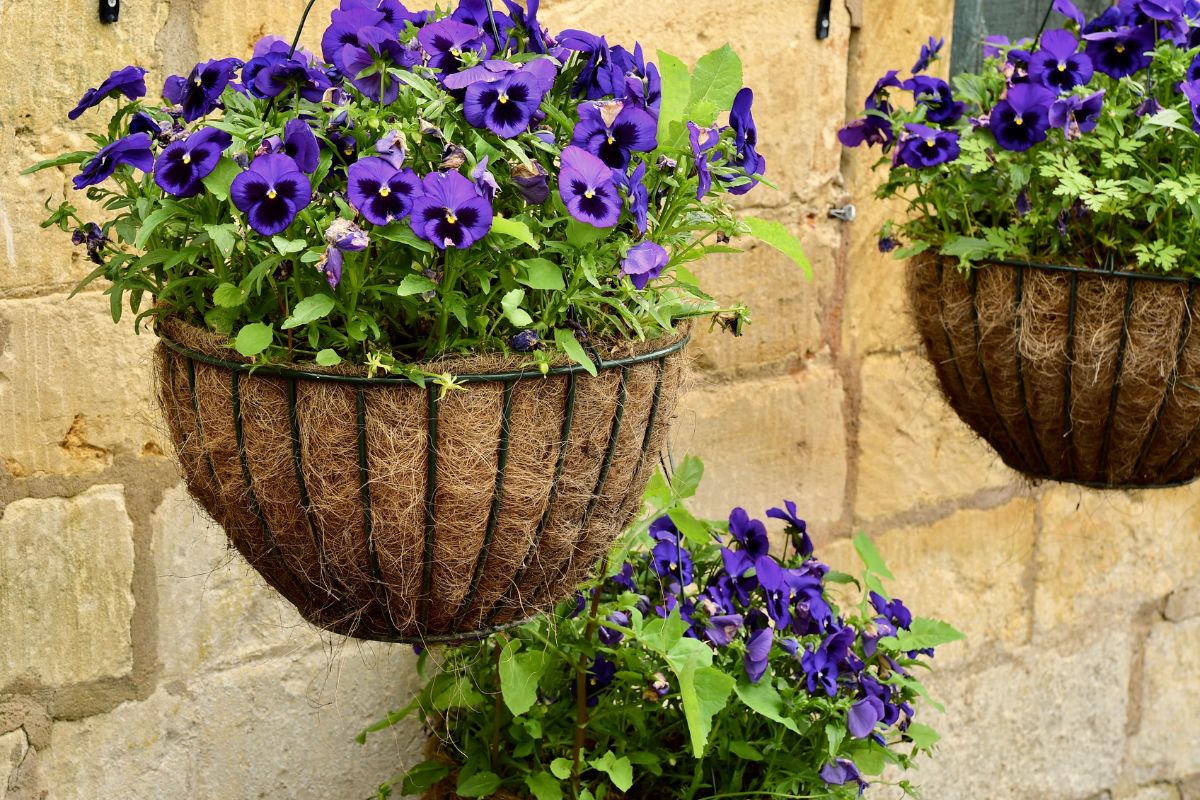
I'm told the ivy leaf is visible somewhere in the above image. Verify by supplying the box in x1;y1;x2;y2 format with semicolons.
743;217;812;278
667;507;711;548
399;761;451;795
281;294;336;329
686;44;743;122
525;773;564;800
490;216;540;250
213;282;244;309
501;289;534;327
517;258;566;290
397;274;439;296
671;454;705;499
234;322;273;357
204;223;238;260
456;770;502;798
201;157;240;201
589;751;633;793
675;665;735;757
566;219;608;248
554;328;597;376
734;679;801;733
498;638;550;716
549;758;573;781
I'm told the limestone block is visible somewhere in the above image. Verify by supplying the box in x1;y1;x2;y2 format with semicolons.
40;645;423;800
0;729;28;796
1166;570;1200;622
1128;619;1200;784
1117;786;1182;800
0;293;168;478
1036;486;1200;633
153;485;324;678
854;352;1015;520
0;487;135;688
672;361;846;533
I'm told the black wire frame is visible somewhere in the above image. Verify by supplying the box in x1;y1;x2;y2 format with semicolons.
163;331;689;644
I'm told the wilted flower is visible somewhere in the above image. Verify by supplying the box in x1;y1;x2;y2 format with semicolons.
326;218;369;251
687;122;722;199
71;223;108;265
512;161;550;204
821;759;868;795
510;329;539;351
767;499;813;558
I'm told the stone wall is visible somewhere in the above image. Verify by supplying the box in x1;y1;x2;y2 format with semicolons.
1;1;1197;799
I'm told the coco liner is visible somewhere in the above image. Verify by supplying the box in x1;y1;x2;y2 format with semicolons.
155;317;687;643
909;255;1200;487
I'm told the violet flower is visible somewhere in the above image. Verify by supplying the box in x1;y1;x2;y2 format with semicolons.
347;156;422;225
903;76;966;125
621;241;669;290
129;111;166;141
342;27;419;103
911;36;944;73
464;69;548;138
571;100;658;170
1084;25;1155;78
153;127;232;198
744;627;773;684
472;156;500;201
417;19;495;82
1029;29;1093;92
326;218;369;251
837;114;893;148
502;0;550;53
318;247;344;289
821;759;868;795
321;6;388;73
230;154;313;236
74;134;155;189
598;611;629;647
1049;89;1105;138
163;58;242;122
724;87;765;195
848;695;886;739
1183;81;1200;132
409;170;494;249
280;119;321;174
71;223;109;265
687;122;722;200
511;329;539;351
766;499;812;558
704;613;744;647
896;124;960;168
374;130;407;168
989;84;1056;151
1053;0;1086;26
558;145;621;228
69;66;147;120
614;161;649;233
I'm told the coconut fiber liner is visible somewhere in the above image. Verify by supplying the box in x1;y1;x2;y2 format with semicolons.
153;316;687;643
909;254;1200;487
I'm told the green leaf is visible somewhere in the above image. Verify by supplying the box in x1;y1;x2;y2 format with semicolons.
272;236;308;255
22;151;91;175
589;751;633;793
397;274;439;297
735;679;801;733
554;328;597;376
883;617;965;652
374;222;435;252
431;673;485;711
826;722;846;758
213;283;244;308
499;638;550;716
566;219;609;248
686;44;743;121
201;157;240;201
549;758;572;781
905;722;941;751
675;665;734;757
667;508;711;548
315;349;342;367
939;235;993;262
501;289;534;327
743;217;812;278
204;224;238;260
517;258;566;290
234;323;273;357
728;741;764;761
282;294;336;330
134;207;175;249
490;216;540;250
399;761;451;795
671;455;705;498
655;50;691;145
456;770;502;798
526;773;564;800
853;533;894;580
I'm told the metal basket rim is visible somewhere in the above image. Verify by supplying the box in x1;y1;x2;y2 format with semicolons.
980;258;1200;286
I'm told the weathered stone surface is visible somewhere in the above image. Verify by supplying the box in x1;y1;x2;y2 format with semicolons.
1117;786;1182;800
1181;773;1200;800
0;729;28;796
854;352;1015;520
153;486;323;678
0;698;50;751
0;294;168;478
908;629;1131;800
41;645;423;800
0;487;135;689
191;0;340;66
1166;570;1200;622
1036;487;1200;633
820;500;1037;667
1128;619;1200;784
672;360;846;532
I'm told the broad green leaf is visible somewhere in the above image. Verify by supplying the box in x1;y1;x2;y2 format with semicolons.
501;289;534;327
456;770;502;798
735;679;801;733
315;349;342;367
517;258;566;290
939;235;993;261
490;216;540;250
667;508;712;548
883;618;965;652
234;322;273;357
554;328;596;376
204;223;238;260
549;758;573;780
400;761;451;795
526;773;564;800
374;222;434;252
201;157;240;201
272;236;308;255
640;611;692;656
656;50;691;145
134;208;175;249
671;454;704;498
281;294;335;329
212;282;244;308
589;751;633;792
744;217;812;278
853;533;894;580
728;741;764;761
499;638;550;716
566;219;609;248
397;274;439;297
826;722;846;757
676;665;734;757
432;673;485;711
905;722;941;751
686;44;742;121
22;151;91;175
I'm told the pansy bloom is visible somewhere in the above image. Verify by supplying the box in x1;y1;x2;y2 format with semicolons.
409;170;494;249
724;87;766;194
1180;80;1200;131
912;36;944;73
558;145;621;228
74;133;155;189
1083;25;1155;78
230;154;313;236
571;100;658;170
153;127;233;198
621;241;669;290
347;156;422;225
688;122;722;200
903;76;966;125
464;68;548;138
69;66;148;120
989;83;1056;151
896;124;960;168
342;26;419;103
163;58;242;122
1049;89;1105;138
1029;29;1093;92
417;19;495;82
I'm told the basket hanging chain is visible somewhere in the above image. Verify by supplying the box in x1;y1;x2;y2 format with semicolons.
261;0;321;121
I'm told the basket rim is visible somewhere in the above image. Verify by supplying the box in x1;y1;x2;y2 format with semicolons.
158;324;689;386
975;257;1200;286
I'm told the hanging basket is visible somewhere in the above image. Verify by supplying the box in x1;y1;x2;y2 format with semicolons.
909;255;1200;488
153;317;688;643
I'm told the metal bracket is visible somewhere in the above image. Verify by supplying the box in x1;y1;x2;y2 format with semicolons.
99;0;119;23
816;0;833;39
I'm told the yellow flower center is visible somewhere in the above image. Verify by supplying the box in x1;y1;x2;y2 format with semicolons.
1057;63;1067;72
344;147;354;155
606;135;615;145
379;186;391;197
1115;44;1126;53
193;76;202;86
498;93;509;104
267;189;277;199
584;190;595;199
181;153;191;164
445;210;458;224
925;138;936;148
1014;115;1024;126
450;47;462;57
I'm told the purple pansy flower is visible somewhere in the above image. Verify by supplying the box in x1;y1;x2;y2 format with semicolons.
744;627;773;683
571;100;658;170
613;161;650;233
989;84;1056;151
512;161;550;204
417;19;495;82
724;87;765;194
374;130;407;169
163;58;242;122
347;156;422;225
870;591;913;630
801;626;855;697
558;145;621;228
279;119;321;174
1029;29;1093;92
464;69;548;138
318;247;344;289
511;329;539;351
581;655;616;707
649;519;693;587
610;562;637;593
621;241;669;290
704;613;744;647
1049;89;1105;138
557;29;613;99
896;124;960;168
1084;25;1155;78
821;760;867;795
69;66;147;120
903;76;966;124
837;113;893;148
243;51;331;101
503;0;550;53
472;156;500;201
409;170;494;249
452;0;514;38
912;36;944;73
1053;0;1087;26
321;6;387;72
326;218;369;251
849;695;886;739
153;127;232;198
767;499;813;558
129;111;167;141
688;122;722;200
230;154;313;236
74;133;155;189
342;27;419;103
1183;81;1200;132
598;611;630;647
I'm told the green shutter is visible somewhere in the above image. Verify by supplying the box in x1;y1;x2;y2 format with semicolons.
951;0;1112;75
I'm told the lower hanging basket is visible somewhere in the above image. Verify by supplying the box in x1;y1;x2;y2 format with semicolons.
909;255;1200;488
153;317;687;643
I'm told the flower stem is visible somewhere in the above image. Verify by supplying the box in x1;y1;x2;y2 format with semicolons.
571;555;610;796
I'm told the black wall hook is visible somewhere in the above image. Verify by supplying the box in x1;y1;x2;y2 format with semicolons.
99;0;119;24
816;0;832;39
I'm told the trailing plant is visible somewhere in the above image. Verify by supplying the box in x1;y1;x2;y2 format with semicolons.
842;0;1200;277
361;458;961;800
30;0;808;377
